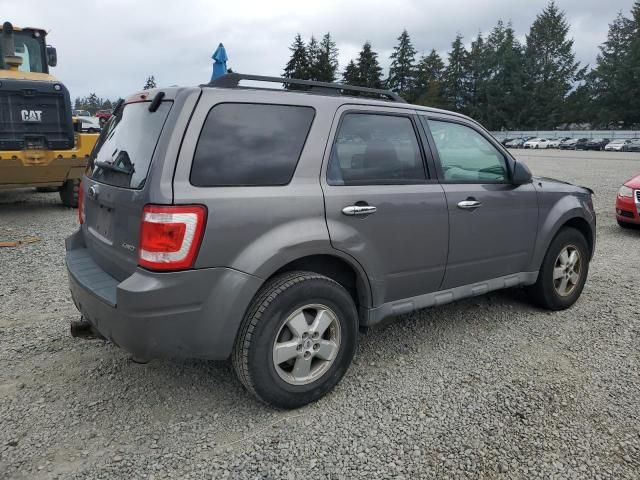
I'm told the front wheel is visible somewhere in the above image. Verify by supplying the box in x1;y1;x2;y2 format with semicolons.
527;227;589;310
617;219;637;229
232;271;358;409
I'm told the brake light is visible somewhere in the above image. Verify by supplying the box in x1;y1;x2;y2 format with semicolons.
78;181;84;225
138;205;207;271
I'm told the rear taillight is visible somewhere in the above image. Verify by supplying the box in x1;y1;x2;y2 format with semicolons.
78;181;84;225
138;205;207;271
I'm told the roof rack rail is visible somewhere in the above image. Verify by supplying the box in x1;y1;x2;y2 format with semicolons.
205;73;406;103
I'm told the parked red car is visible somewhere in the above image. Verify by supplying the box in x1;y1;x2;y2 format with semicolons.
616;174;640;228
95;109;113;126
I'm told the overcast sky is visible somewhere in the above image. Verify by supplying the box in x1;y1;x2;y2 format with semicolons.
2;0;634;100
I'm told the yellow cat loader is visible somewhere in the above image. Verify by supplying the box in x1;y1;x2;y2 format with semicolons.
0;22;98;207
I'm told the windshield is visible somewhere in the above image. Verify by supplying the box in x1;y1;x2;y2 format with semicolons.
88;101;172;189
0;30;46;73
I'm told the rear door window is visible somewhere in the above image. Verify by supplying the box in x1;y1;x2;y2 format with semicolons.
327;113;426;185
190;103;315;186
88;101;172;189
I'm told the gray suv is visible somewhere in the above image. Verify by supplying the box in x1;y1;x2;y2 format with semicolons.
66;74;596;409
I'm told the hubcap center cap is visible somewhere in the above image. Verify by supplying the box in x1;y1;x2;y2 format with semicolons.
303;339;312;350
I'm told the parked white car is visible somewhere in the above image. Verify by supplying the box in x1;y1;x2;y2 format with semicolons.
523;138;551;149
547;139;561;148
604;139;632;151
76;116;101;133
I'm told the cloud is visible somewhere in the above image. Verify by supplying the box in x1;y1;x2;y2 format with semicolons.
1;0;630;99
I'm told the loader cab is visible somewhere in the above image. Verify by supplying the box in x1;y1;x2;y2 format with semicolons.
0;23;55;74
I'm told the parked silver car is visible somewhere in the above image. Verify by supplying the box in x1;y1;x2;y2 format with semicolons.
604;139;632;151
66;74;596;408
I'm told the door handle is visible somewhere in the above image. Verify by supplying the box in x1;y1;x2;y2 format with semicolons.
342;205;377;216
457;200;482;210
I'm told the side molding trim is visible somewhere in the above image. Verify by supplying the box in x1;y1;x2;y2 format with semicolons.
362;271;539;326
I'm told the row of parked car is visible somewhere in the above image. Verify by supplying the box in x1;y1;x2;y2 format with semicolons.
501;136;640;152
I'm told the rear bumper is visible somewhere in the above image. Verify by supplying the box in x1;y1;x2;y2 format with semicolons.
65;230;263;360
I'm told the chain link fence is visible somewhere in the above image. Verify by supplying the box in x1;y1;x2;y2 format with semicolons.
491;130;640;140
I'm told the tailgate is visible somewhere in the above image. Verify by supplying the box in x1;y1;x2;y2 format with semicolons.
82;178;145;280
81;99;173;280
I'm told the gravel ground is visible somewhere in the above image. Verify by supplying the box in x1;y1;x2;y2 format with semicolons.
1;149;639;480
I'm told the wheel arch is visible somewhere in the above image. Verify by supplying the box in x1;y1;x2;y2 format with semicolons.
562;217;595;259
531;206;595;272
272;254;372;307
267;253;373;323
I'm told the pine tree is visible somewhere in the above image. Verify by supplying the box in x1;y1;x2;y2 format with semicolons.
483;21;527;129
564;71;593;126
443;34;471;113
467;32;488;122
522;1;580;128
143;75;156;90
86;93;101;115
413;49;446;107
357;42;383;89
314;33;339;82
342;60;361;85
589;12;635;126
283;34;310;87
387;29;416;97
624;1;640;126
306;36;320;80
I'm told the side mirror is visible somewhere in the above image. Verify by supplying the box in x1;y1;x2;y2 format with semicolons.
512;161;532;185
46;46;57;67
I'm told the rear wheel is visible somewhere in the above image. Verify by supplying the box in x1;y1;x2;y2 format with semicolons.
232;271;358;409
59;179;80;208
528;227;589;310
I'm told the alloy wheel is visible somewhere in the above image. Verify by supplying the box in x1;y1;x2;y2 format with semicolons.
272;304;341;386
553;245;582;297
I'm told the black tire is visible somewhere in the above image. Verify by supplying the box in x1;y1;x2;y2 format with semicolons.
528;227;589;310
59;179;80;208
617;219;637;229
232;271;358;409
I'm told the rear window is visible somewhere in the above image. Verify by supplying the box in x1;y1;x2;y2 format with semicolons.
190;103;315;186
88;101;172;189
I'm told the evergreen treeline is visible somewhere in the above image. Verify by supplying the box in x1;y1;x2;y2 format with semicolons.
73;94;115;115
74;76;156;115
283;1;640;130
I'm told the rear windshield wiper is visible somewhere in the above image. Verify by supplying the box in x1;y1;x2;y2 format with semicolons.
95;160;133;175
